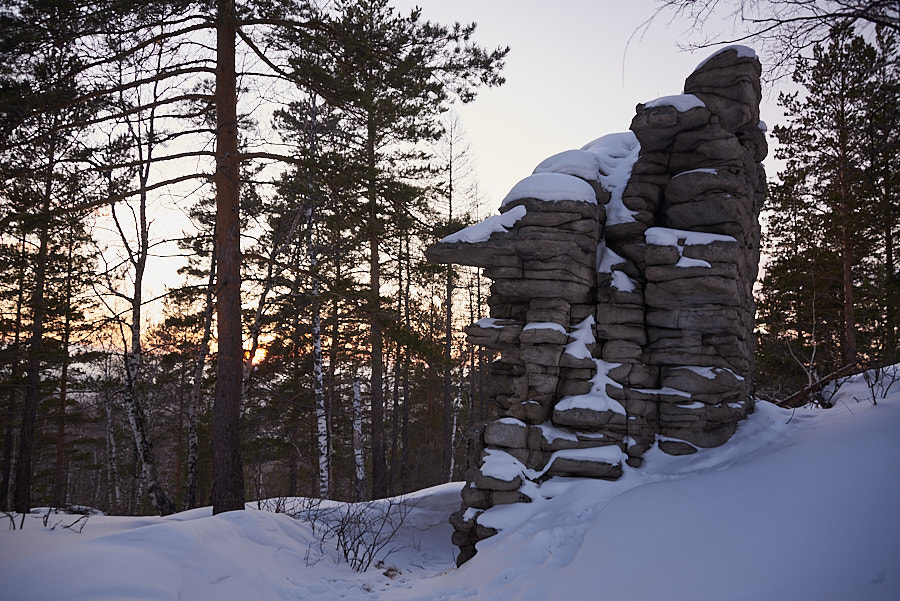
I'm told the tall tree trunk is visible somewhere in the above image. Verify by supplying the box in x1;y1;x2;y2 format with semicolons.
53;230;76;508
184;251;215;510
449;373;463;480
389;239;403;494
311;278;329;499
14;131;56;514
442;190;454;482
326;245;341;494
212;0;245;514
122;358;174;514
838;160;858;364
0;233;26;511
310;235;329;499
105;393;121;512
352;377;366;502
300;95;329;500
116;96;175;517
881;186;897;352
390;347;400;495
367;117;386;499
400;236;411;491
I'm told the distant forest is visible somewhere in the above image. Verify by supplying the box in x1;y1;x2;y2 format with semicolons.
0;0;897;516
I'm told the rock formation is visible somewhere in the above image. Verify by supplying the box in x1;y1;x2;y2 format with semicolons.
427;46;768;565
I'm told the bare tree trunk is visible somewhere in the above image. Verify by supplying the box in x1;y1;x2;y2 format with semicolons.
14;130;56;514
352;377;366;502
114;70;175;516
885;218;897;351
400;236;411;491
366;117;386;499
326;248;342;495
122;361;174;514
389;241;402;494
105;395;121;512
184;251;215;510
0;233;26;511
442;159;454;482
311;246;329;499
300;95;330;501
53;229;76;508
212;0;244;514
449;372;463;480
390;351;400;495
838;161;858;364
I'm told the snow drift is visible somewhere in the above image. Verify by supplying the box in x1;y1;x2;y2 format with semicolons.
2;367;899;601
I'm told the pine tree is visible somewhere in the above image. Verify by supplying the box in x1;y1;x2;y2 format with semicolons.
758;24;900;393
283;0;506;498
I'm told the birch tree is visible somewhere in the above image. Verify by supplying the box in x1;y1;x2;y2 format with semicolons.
286;0;506;499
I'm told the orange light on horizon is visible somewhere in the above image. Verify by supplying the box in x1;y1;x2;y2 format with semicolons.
248;347;268;365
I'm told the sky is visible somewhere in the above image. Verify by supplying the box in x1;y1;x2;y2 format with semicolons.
141;0;788;310
392;0;785;214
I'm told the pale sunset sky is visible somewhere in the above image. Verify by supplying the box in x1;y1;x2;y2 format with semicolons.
393;0;783;213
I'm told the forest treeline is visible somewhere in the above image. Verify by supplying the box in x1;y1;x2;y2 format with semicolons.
756;25;900;399
0;0;897;518
0;0;507;515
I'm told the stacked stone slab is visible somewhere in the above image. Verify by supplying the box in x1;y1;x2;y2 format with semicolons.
427;46;767;565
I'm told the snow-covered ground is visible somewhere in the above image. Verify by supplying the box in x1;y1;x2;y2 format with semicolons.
2;367;899;600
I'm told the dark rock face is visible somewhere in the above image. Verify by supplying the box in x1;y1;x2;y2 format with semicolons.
426;47;767;566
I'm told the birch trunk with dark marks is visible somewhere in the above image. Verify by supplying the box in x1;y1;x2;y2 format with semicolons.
352;377;366;502
112;58;175;515
184;251;216;510
105;395;122;511
308;215;329;499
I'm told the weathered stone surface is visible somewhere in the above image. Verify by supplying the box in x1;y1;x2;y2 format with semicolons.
505;197;600;220
505;400;551;424
524;258;595;283
528;372;560;395
426;240;514;268
645;262;739;282
520;344;564;367
493;279;593;303
491;490;532;506
559;353;597;370
428;48;765;564
595;323;648;345
519;326;568;346
684;47;762;133
460;485;491;510
474;472;522;492
545;455;623;480
597;305;645;325
553;406;627;431
662;421;738;448
646;306;742;332
661;366;745;396
601;339;644;362
484;418;528;449
665;198;750;233
630;105;711;152
659;440;698;456
645;277;742;308
558;379;593;397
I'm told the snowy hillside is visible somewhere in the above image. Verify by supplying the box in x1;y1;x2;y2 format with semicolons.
2;367;899;601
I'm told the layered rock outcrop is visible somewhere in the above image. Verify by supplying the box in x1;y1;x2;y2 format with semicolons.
427;46;767;565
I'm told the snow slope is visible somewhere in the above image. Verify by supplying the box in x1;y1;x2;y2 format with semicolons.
2;368;899;601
